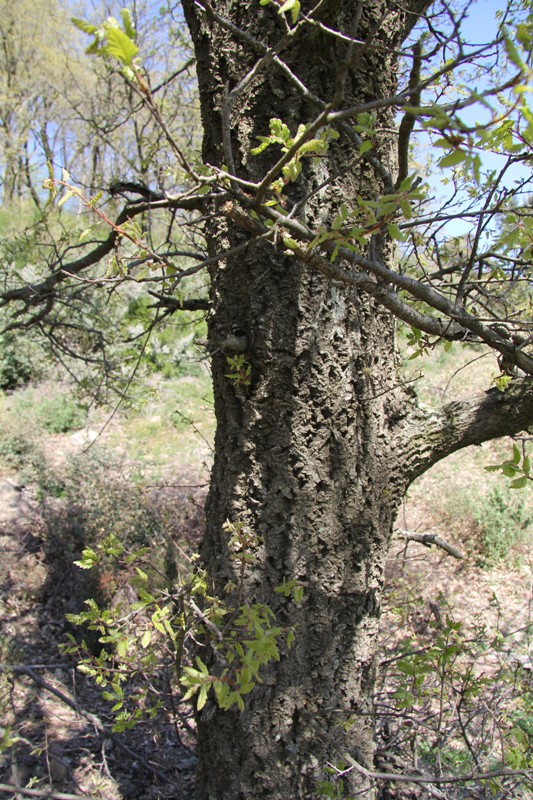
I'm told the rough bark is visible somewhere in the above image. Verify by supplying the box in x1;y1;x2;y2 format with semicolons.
179;2;533;798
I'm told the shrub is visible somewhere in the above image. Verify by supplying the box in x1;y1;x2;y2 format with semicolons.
473;486;532;566
6;386;87;434
0;330;47;390
35;394;87;434
0;385;86;485
0;410;46;482
374;589;533;800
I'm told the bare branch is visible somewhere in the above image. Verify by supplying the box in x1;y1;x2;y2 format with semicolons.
397;530;464;559
0;664;180;786
234;200;533;375
0;192;209;315
147;293;209;313
396;40;422;190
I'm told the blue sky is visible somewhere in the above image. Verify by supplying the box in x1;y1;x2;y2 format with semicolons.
461;0;503;43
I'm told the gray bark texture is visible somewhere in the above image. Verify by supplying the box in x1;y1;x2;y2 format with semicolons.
180;2;533;797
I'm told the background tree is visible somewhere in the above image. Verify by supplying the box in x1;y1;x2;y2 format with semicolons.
0;0;72;205
0;0;202;394
0;0;199;204
1;1;533;798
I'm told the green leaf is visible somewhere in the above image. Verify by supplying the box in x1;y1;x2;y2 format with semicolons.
503;28;526;71
355;111;374;133
359;139;373;155
116;638;129;658
510;475;528;489
387;223;405;242
278;0;300;23
282;158;302;182
299;139;328;156
270;118;290;142
250;138;271;156
196;656;209;675
71;17;99;35
495;374;513;392
58;190;75;209
85;40;101;56
291;0;301;23
197;684;209;710
77;663;97;676
502;464;518;478
438;150;467;168
331;213;343;232
74;548;98;569
516;22;533;49
393;688;416;709
283;237;300;251
78;227;94;242
398;198;413;220
105;27;139;66
120;8;136;40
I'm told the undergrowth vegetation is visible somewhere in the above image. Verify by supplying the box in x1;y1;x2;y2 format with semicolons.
473;487;532;567
371;577;532;799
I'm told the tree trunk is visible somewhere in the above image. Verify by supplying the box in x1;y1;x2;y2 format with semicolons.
180;2;532;798
199;255;407;799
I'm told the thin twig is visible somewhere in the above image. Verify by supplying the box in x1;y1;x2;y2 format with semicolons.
188;599;224;643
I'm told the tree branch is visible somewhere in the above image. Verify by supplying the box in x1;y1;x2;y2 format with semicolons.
226;199;533;375
147;292;210;313
0;193;208;314
396;40;422;190
401;378;533;482
337;751;533;788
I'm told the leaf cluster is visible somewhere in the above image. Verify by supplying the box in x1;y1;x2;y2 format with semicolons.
251;117;338;192
65;519;303;723
72;10;139;78
485;441;532;488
